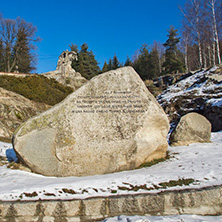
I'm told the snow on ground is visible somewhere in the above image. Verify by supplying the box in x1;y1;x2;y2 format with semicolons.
102;214;222;222
157;66;222;105
0;141;11;157
207;98;222;107
0;131;222;202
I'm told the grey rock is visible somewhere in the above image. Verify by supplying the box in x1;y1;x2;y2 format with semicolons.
14;67;169;177
170;112;211;146
42;50;87;90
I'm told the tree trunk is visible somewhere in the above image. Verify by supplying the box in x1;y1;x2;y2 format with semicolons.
184;41;189;72
209;0;221;64
212;41;216;66
197;31;203;68
203;45;207;68
207;45;212;67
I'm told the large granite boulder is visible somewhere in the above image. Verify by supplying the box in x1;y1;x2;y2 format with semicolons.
169;112;211;146
13;67;169;177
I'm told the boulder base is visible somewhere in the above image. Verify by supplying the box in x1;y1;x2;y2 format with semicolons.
169;112;211;146
14;67;169;177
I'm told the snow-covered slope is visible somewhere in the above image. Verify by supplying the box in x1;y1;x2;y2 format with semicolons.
157;66;222;131
102;214;222;222
0;131;221;202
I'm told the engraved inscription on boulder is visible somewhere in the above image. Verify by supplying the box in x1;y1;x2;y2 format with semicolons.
13;67;169;177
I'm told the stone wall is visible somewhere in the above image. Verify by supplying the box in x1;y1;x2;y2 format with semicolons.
0;185;221;222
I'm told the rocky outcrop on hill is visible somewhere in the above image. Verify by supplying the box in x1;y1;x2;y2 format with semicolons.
42;50;87;90
157;66;222;132
0;87;50;140
13;67;169;177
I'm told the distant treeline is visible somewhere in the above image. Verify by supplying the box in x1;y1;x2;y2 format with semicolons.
0;0;221;80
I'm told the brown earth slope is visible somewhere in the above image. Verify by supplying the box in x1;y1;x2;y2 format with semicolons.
0;87;50;141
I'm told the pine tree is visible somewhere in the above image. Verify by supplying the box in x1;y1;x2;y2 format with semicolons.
71;43;100;79
69;43;80;72
162;26;185;74
13;24;35;73
102;60;109;73
69;43;78;53
124;55;133;66
112;54;120;69
133;43;151;80
149;46;161;78
108;58;112;70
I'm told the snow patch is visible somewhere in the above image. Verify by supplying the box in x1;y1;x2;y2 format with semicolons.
102;215;222;222
0;141;11;157
207;98;222;107
157;66;222;105
0;131;222;202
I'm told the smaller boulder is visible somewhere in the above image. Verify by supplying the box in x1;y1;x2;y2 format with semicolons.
169;112;211;146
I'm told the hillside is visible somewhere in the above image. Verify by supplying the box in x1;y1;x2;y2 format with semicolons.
157;65;222;132
0;74;73;106
0;87;50;141
0;74;75;141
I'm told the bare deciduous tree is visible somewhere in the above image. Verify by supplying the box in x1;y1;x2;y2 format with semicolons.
205;0;221;64
0;18;16;72
180;0;204;68
152;41;165;74
0;15;39;73
180;0;221;71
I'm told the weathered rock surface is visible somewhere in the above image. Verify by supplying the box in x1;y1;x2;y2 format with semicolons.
0;87;50;139
203;98;222;132
169;112;211;146
157;66;222;132
42;50;87;90
13;67;169;177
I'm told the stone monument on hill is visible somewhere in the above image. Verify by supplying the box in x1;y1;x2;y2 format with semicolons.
56;50;78;76
13;67;170;177
42;50;87;90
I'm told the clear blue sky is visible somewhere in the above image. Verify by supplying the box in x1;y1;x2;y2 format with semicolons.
1;0;186;73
